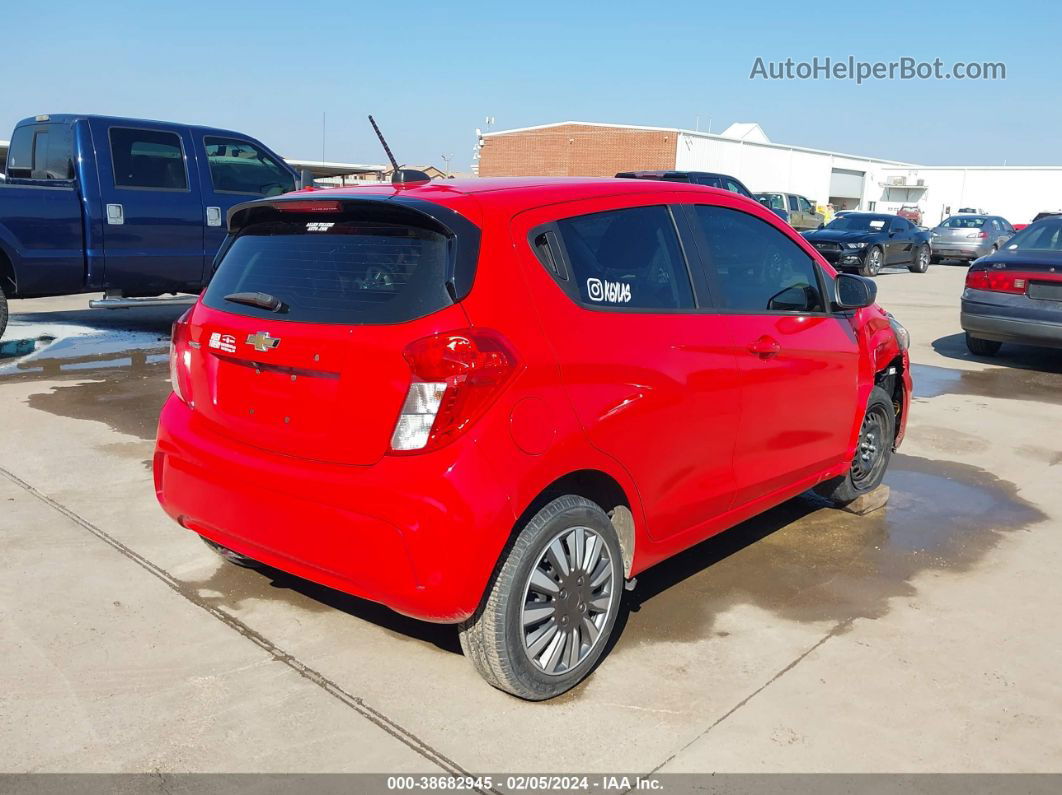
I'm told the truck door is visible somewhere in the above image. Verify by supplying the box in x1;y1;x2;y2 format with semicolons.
195;134;296;272
89;119;205;295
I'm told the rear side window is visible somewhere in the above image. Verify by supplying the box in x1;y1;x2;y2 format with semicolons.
204;136;295;196
110;128;188;190
6;125;33;178
553;205;694;310
694;205;825;313
203;216;453;324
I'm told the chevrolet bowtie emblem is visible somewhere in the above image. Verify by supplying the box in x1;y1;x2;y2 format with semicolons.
246;331;281;352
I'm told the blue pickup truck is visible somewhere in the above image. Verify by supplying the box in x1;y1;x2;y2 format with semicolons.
0;113;303;338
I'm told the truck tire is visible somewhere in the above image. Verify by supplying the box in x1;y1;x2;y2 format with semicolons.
0;284;8;341
459;495;624;700
815;386;896;506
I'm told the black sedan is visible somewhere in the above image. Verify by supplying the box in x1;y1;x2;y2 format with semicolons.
962;215;1062;356
802;213;932;276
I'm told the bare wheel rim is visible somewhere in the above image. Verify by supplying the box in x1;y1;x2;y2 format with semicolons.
918;246;929;269
521;525;616;676
851;404;890;488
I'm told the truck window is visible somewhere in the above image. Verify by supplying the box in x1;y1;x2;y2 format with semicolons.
204;136;295;197
32;131;49;180
110;128;188;190
6;126;34;178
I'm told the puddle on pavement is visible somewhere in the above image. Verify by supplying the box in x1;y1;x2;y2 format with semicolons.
620;454;1044;649
2;344;171;441
912;362;1062;404
172;453;1042;663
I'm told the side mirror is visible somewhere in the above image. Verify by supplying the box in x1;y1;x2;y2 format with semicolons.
817;222;825;230
835;273;877;309
296;168;316;190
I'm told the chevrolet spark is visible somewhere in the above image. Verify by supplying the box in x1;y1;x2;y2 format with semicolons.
155;177;911;700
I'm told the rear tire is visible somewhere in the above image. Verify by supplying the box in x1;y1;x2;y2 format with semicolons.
908;244;930;273
965;332;1001;357
201;537;260;568
815;386;896;506
0;283;8;341
459;495;624;700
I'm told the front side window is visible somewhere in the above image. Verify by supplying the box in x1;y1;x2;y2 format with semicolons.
204;136;295;196
553;205;694;311
798;196;814;213
694;204;825;313
724;178;749;198
110;128;188;190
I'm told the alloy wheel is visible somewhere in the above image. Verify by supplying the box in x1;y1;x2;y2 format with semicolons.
521;525;617;676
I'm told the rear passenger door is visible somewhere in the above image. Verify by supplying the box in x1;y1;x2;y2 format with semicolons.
518;196;742;542
196;135;296;265
90;120;205;294
690;203;861;507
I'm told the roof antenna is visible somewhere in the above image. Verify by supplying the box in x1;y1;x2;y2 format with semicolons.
368;115;431;186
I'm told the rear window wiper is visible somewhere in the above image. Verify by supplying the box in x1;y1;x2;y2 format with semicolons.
224;291;288;313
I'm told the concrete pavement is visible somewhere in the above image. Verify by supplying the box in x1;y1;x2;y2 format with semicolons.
1;268;1059;774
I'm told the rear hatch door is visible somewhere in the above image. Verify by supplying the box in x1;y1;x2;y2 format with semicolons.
184;198;477;466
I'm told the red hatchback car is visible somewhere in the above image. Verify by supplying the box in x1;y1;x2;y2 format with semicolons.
155;177;911;700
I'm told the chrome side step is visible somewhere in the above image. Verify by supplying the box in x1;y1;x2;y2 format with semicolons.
88;295;197;310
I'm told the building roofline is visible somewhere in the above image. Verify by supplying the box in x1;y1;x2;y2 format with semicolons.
481;120;917;167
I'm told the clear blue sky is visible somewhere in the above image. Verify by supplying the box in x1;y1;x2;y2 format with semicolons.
4;1;1057;168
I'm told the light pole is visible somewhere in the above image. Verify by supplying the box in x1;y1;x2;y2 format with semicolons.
441;153;454;177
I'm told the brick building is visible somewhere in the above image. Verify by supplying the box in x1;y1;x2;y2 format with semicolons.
476;122;677;178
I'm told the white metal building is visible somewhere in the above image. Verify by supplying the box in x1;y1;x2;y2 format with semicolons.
478;121;1062;227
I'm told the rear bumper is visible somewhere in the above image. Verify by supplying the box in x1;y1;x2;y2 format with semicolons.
931;241;989;259
154;396;515;623
961;290;1062;348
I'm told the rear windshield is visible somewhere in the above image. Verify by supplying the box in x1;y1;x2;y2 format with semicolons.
203;218;453;324
1003;218;1062;252
940;216;986;228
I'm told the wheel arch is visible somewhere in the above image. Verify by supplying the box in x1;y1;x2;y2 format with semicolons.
513;469;638;579
0;243;16;296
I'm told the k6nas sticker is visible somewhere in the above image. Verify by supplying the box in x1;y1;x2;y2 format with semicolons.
586;277;632;304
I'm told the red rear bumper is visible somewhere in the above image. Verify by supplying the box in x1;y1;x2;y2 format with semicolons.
154;396;515;623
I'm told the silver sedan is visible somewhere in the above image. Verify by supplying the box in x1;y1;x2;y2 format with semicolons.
930;215;1016;263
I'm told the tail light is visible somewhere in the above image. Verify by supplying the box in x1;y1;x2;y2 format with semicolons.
390;329;518;454
965;269;1028;295
966;231;988;239
169;310;194;404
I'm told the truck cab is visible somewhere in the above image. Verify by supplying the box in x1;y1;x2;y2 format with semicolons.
0;114;298;337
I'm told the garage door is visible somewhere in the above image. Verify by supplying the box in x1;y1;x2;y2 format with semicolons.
830;168;865;199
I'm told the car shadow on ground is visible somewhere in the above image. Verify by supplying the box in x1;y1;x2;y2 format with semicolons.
932;332;1062;375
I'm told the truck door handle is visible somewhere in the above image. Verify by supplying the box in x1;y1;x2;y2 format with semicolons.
206;206;222;227
749;336;781;357
106;203;124;225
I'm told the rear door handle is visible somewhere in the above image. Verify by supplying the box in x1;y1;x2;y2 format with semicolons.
749;336;781;357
